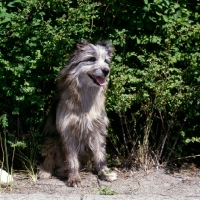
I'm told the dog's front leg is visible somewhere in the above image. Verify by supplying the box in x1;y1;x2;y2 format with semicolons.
92;139;117;182
67;151;81;187
61;145;82;187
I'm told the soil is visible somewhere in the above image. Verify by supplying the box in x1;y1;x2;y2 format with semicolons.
2;164;200;198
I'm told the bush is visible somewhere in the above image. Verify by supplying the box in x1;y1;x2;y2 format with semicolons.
0;0;200;172
104;0;200;168
0;0;98;170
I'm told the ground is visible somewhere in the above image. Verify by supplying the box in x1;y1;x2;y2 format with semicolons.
1;164;200;199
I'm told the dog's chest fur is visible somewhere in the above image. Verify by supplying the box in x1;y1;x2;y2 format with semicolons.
56;86;108;148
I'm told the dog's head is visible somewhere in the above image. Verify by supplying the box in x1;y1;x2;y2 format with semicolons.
67;40;114;88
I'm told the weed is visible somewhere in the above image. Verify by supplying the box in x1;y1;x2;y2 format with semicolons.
96;186;118;195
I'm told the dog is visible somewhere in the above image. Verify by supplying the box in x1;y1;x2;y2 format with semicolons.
38;40;117;187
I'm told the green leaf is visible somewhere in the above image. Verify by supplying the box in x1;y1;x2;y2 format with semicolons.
152;36;157;43
185;139;191;144
179;131;185;137
0;17;11;24
7;2;15;7
175;10;182;18
164;0;169;6
183;22;190;26
12;107;19;115
163;15;168;22
137;37;141;44
174;3;180;9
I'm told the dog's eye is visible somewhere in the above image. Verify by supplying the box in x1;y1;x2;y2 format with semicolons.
88;57;96;62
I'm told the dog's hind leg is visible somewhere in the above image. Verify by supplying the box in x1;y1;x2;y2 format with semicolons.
38;138;57;179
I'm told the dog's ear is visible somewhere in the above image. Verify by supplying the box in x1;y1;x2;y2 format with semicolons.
70;39;90;59
96;41;114;59
76;39;90;51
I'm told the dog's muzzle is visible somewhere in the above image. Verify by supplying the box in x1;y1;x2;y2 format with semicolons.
88;68;110;86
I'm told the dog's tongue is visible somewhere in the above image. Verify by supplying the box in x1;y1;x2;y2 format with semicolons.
94;76;105;86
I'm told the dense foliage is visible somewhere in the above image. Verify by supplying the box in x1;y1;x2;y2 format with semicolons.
0;0;200;171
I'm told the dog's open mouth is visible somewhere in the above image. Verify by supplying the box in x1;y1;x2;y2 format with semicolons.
88;74;106;86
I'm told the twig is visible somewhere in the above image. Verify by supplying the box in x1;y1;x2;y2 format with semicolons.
0;133;5;168
166;117;187;163
158;109;178;161
119;112;130;156
107;137;120;156
89;1;94;39
123;111;134;146
158;111;168;160
151;150;160;167
163;154;200;165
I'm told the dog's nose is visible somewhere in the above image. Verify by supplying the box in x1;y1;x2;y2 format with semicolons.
102;68;110;76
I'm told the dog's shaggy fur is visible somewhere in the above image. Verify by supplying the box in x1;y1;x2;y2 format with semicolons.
38;40;117;187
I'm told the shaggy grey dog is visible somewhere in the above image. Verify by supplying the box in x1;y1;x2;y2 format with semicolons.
38;40;117;187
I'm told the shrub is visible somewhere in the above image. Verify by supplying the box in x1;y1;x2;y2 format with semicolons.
0;0;200;172
0;0;98;170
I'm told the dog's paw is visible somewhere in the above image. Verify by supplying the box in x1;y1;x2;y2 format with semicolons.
37;167;52;179
38;170;52;179
100;169;117;182
67;173;82;187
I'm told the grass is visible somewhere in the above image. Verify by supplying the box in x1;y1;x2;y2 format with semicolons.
96;186;118;195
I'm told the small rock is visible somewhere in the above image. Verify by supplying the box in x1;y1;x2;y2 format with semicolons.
0;169;13;184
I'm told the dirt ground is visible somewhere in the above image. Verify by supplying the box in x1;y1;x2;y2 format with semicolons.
2;164;200;199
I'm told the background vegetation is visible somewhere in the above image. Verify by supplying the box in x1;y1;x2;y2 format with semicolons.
0;0;200;174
